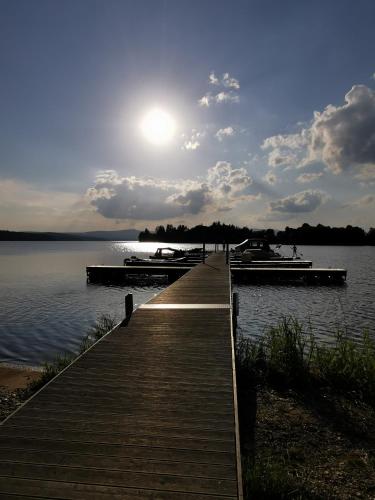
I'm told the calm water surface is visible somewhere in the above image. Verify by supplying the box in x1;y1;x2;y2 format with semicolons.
236;245;375;344
0;242;374;366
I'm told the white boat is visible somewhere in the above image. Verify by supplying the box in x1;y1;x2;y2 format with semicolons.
233;238;298;261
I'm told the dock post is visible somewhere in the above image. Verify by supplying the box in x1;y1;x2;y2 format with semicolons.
226;243;229;264
203;242;206;263
125;293;133;321
232;292;239;340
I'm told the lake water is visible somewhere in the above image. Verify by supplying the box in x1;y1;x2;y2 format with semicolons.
0;241;374;367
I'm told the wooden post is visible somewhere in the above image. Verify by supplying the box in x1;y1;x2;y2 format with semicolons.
232;292;239;340
226;243;229;264
125;293;133;320
203;243;206;263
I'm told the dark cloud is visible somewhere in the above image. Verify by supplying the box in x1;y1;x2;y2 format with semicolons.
262;85;375;174
269;190;327;213
310;85;375;173
167;185;211;214
87;163;254;221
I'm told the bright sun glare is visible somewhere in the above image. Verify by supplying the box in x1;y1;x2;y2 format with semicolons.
140;108;176;145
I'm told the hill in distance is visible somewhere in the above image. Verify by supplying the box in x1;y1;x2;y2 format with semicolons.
79;229;140;241
0;229;140;241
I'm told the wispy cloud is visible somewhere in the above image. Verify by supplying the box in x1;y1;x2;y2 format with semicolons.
208;71;240;89
263;171;278;185
199;72;240;107
181;129;204;151
354;164;375;183
345;194;375;207
296;172;323;183
209;71;220;85
215;126;235;141
198;91;239;107
198;94;212;107
215;91;239;104
0;178;85;231
222;72;240;89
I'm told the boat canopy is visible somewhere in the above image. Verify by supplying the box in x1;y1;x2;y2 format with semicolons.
152;247;185;259
233;238;271;252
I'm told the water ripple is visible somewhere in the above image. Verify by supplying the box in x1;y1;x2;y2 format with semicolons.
0;241;374;365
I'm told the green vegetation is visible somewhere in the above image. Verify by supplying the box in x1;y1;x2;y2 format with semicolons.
26;314;116;395
237;318;375;404
236;318;375;499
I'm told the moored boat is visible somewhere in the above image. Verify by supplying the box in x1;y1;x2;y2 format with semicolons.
233;238;299;261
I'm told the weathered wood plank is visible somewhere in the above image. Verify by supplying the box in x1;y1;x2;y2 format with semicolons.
0;253;242;498
0;477;237;500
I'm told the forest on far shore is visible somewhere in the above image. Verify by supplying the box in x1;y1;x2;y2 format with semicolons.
139;222;375;245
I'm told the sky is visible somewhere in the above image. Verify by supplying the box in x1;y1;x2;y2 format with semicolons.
0;0;374;232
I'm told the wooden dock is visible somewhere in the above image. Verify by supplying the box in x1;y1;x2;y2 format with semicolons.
0;253;243;499
231;266;347;284
87;265;191;283
230;260;313;268
87;262;346;284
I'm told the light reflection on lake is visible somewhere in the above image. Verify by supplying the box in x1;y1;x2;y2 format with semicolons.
0;241;373;366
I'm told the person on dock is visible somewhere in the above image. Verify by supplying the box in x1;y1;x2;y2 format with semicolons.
292;244;298;258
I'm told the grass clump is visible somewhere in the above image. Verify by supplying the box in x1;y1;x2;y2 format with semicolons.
315;330;375;404
237;317;375;404
237;318;375;499
243;458;316;500
78;314;117;354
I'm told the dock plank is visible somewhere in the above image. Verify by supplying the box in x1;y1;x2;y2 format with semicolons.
0;253;242;499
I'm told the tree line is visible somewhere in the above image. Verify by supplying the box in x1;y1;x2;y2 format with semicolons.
138;222;375;245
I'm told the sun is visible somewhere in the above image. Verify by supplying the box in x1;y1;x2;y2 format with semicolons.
140;108;176;145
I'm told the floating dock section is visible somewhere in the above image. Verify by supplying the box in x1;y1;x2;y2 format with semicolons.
87;259;346;285
0;253;243;499
231;266;346;284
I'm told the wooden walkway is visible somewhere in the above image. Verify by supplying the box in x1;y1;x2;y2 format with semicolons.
0;253;243;499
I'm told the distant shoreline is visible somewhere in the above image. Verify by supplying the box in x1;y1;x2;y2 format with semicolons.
1;238;374;245
0;229;140;241
1;223;374;244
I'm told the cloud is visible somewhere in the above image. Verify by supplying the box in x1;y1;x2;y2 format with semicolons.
309;85;375;173
296;172;323;183
87;163;254;221
346;194;375;207
263;171;278;185
208;71;240;89
267;149;299;168
182;129;204;150
261;131;309;169
0;178;88;231
215;91;239;104
198;94;212;107
269;189;328;213
209;72;220;85
182;140;200;150
354;164;375;182
198;91;239;107
199;72;240;107
262;133;308;151
222;72;240;89
262;84;375;174
215;126;235;141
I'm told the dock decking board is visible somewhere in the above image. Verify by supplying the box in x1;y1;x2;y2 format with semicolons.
0;253;242;499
